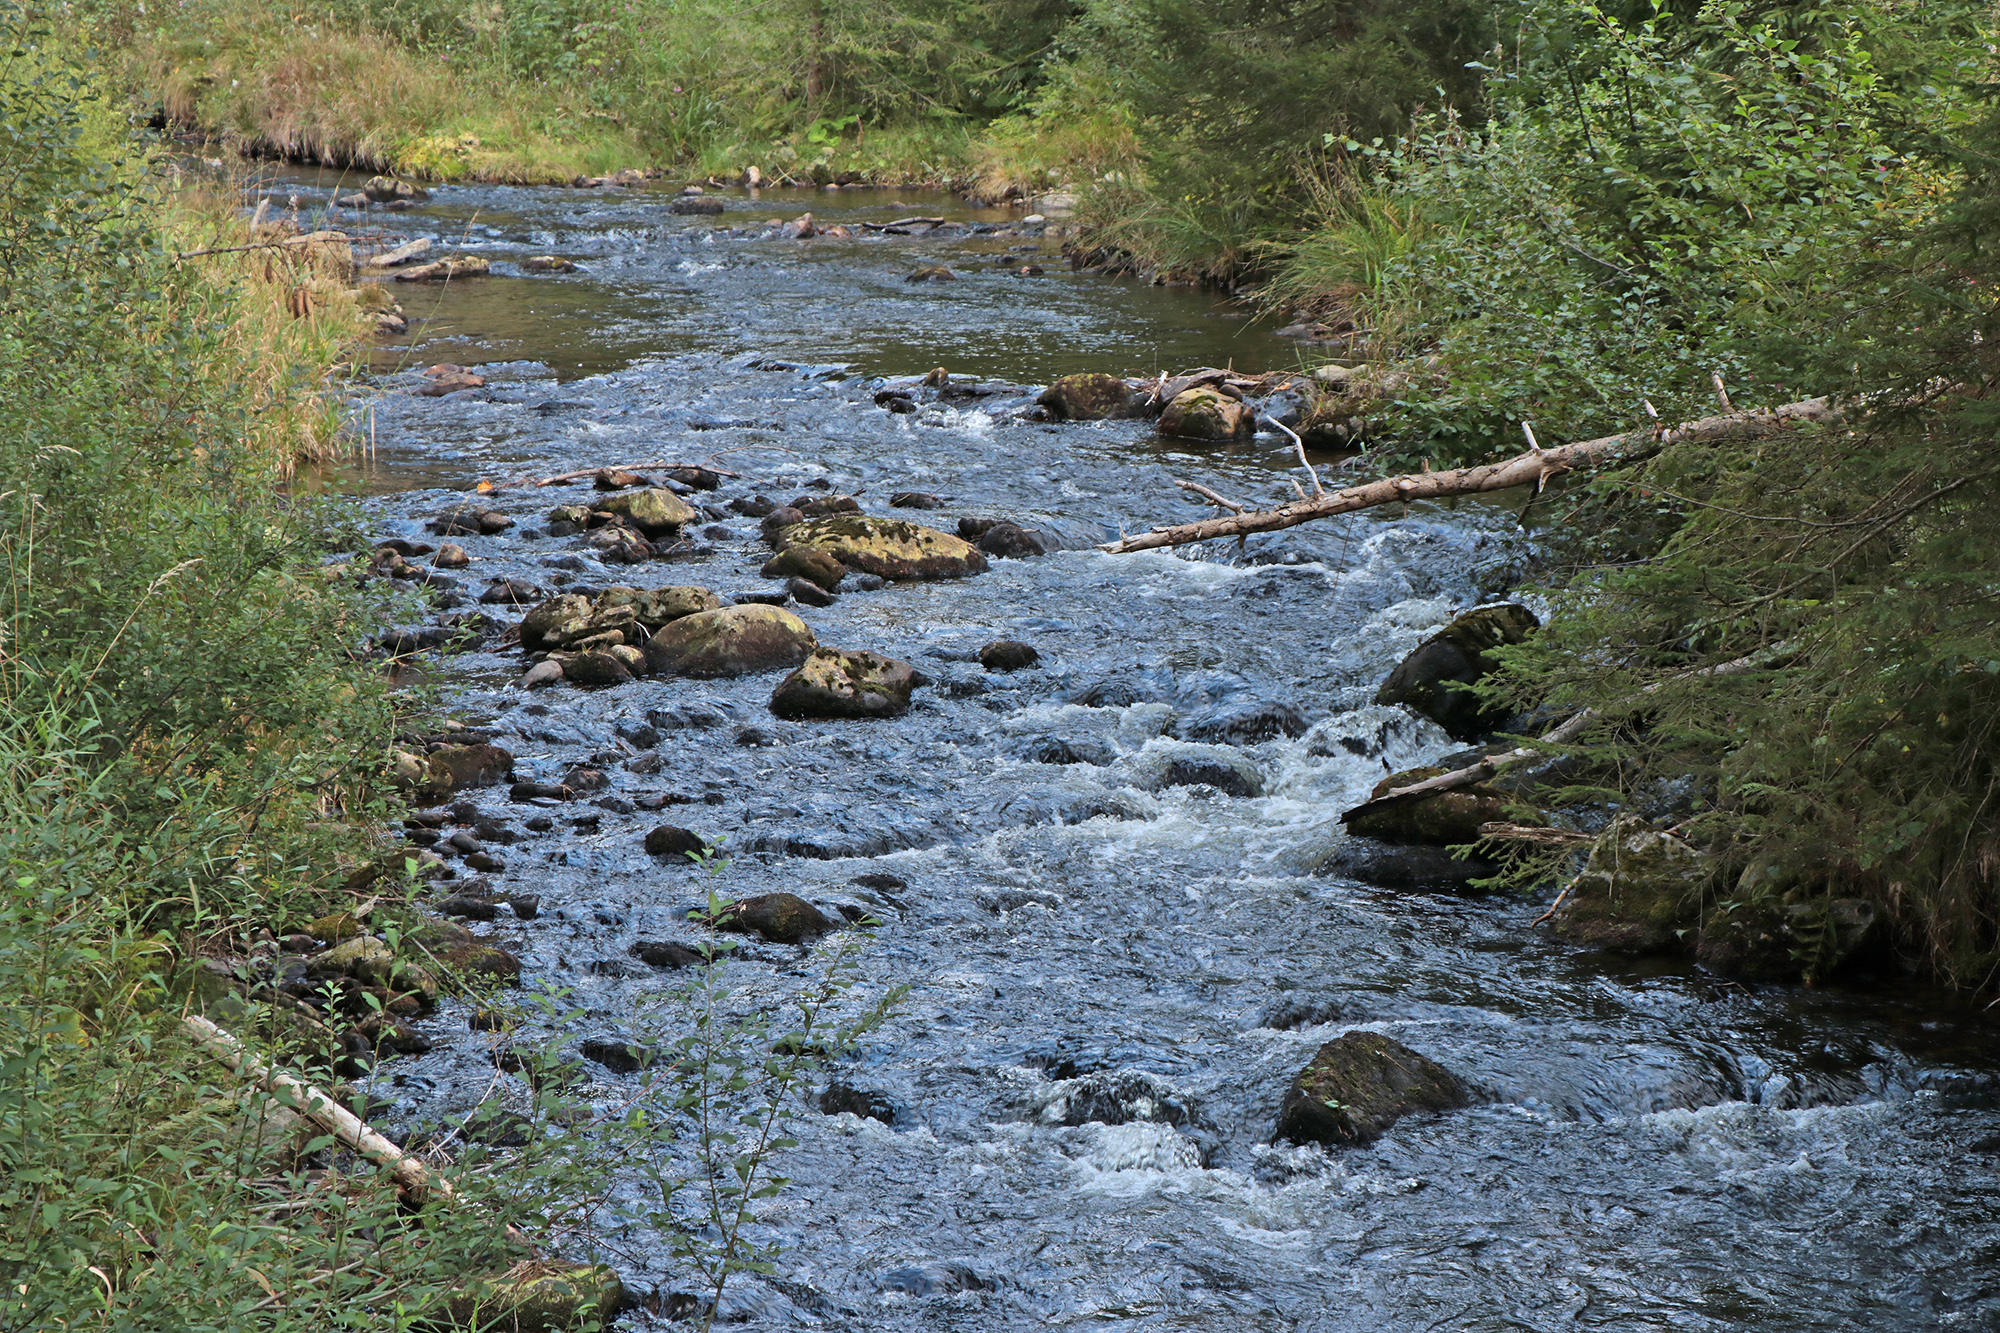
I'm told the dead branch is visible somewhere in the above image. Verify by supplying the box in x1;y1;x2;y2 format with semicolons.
1530;872;1586;926
184;1014;452;1207
1175;480;1248;513
1477;822;1592;846
360;237;432;269
171;231;378;260
1270;417;1324;497
1101;396;1839;554
1340;645;1790;827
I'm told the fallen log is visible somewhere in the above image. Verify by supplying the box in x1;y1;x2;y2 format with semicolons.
1101;396;1839;554
395;255;491;282
183;1014;452;1207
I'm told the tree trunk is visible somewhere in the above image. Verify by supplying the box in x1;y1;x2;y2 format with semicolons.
804;0;829;110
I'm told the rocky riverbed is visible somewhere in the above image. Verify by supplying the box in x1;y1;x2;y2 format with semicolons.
267;171;2000;1330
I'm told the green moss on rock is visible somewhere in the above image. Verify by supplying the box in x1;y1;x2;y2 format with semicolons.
643;604;817;677
783;515;986;581
1552;814;1711;953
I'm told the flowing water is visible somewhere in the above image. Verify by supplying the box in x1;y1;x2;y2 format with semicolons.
285;168;2000;1330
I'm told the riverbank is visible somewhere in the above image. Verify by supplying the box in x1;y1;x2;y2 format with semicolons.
0;32;639;1327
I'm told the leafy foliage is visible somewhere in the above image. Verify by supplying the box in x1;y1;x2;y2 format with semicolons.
1425;5;2000;990
1314;0;1980;461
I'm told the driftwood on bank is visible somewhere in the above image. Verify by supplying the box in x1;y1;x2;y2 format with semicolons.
1101;396;1840;555
1340;646;1791;827
183;1014;452;1207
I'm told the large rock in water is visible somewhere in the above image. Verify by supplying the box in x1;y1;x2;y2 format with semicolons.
1341;763;1516;846
1037;372;1147;421
782;516;987;581
593;487;698;537
1274;1032;1469;1147
1158;386;1254;440
643;604;816;677
596;584;721;627
1375;604;1539;741
770;648;920;719
442;1261;624;1333
761;545;846;590
519;593;594;651
700;892;834;945
1551;814;1711;953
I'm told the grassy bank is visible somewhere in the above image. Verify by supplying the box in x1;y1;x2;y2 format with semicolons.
84;0;1110;188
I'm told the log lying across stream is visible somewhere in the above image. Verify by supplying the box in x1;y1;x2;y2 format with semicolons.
1100;396;1840;555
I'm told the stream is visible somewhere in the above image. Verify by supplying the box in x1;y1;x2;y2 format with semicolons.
287;168;2000;1330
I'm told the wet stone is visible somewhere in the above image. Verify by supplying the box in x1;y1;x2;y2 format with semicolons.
644;825;708;859
787;576;836;607
698;892;834;945
820;1079;899;1123
1274;1031;1470;1147
630;939;708;969
978;640;1039;671
761;545;845;590
579;1037;656;1073
1376;602;1539;741
770;647;920;720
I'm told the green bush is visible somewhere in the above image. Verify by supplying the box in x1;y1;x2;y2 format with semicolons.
1305;0;1982;460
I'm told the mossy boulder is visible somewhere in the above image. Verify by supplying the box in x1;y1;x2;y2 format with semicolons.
770;648;920;720
425;744;514;794
1375;604;1539;741
1695;894;1881;983
761;545;846;591
436;942;524;983
519;593;594;651
1036;372;1146;421
1552;815;1712;953
643;604;816;677
700;892;834;945
1341;764;1517;846
782;515;987;581
1274;1031;1469;1147
593;487;697;537
608;584;721;627
306;910;366;943
306;935;397;985
560;649;634;687
1299;364;1415;446
1158;386;1254;441
441;1260;625;1332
